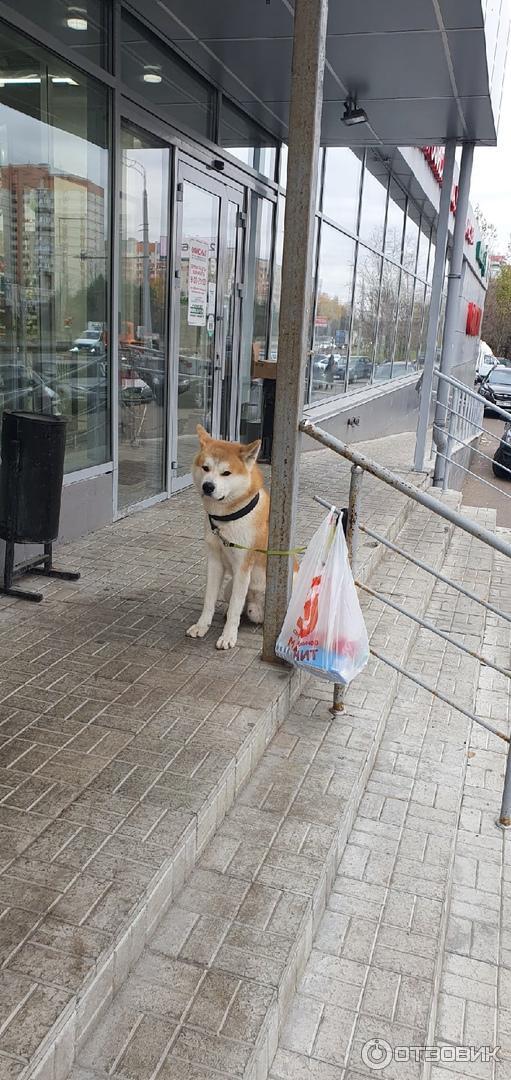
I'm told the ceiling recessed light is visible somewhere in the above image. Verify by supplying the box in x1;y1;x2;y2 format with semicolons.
143;65;162;84
66;7;88;31
342;97;367;127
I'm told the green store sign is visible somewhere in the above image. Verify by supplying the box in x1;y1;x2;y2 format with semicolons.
476;240;488;278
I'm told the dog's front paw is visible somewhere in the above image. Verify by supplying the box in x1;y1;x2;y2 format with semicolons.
216;629;238;650
186;621;210;639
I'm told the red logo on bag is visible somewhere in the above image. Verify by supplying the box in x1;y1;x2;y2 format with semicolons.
296;576;321;638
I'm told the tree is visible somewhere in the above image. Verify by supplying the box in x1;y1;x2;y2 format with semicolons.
481;264;511;356
474;204;498;253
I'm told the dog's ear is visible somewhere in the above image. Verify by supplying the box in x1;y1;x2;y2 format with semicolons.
240;439;261;466
196;424;211;447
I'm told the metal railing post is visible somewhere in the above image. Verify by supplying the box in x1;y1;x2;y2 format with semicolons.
499;745;511;827
262;0;329;662
331;464;363;714
442;386;457;491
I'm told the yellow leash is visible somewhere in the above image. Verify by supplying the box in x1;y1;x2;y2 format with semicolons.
212;529;306;557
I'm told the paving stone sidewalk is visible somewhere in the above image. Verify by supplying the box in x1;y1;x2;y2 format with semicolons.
0;431;428;1080
68;498;452;1080
274;508;509;1080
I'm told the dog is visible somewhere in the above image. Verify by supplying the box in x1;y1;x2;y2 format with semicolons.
186;425;269;650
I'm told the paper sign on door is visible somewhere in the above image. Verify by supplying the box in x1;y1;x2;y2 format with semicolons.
187;238;208;326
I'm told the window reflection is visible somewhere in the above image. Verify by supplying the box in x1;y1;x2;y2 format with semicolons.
374;261;400;380
15;0;108;68
121;12;215;141
359;157;388;252
348;245;381;389
220;100;277;181
239;195;273;449
384;181;405;262
393;271;414;376
403;204;420;273
0;25;109;472
310;224;355;402
323;149;362;234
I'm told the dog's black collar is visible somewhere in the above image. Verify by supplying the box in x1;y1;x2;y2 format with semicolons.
208;491;260;532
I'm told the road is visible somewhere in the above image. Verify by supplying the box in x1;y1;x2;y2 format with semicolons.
461;414;511;527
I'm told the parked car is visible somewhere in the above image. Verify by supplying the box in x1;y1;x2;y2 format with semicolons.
71;328;105;357
492;423;511;480
478;365;511;414
312;353;346;389
348;356;373;383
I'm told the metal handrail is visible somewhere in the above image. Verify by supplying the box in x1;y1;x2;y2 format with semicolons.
436;368;511;426
303;417;511;827
436;450;511;499
358;522;511;625
357;579;510;679
434;422;511;481
300;420;511;560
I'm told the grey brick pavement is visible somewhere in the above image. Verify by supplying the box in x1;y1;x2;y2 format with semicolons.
0;432;429;1080
68;496;454;1080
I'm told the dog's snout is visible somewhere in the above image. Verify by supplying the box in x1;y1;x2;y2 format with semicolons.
202;480;215;496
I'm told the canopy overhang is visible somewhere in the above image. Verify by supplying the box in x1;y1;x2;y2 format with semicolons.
131;0;509;147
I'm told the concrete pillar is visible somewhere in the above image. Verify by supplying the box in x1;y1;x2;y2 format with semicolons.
433;142;475;486
414;139;456;473
262;0;329;662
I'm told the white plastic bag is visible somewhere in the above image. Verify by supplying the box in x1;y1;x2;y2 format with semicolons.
276;510;369;685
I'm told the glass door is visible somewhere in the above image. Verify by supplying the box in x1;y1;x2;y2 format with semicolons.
172;162;244;486
117;121;171;511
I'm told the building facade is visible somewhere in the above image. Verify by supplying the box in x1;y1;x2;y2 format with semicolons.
0;1;501;543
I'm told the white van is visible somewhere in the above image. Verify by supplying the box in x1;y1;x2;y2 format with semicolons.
477;340;496;380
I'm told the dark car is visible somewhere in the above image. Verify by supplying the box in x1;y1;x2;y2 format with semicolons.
492;423;511;480
348;356;373;383
478;365;511;415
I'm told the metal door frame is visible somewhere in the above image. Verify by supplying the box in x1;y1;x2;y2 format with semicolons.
170;158;245;493
114;103;175;517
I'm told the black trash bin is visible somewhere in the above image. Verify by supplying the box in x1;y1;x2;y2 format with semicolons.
0;411;80;602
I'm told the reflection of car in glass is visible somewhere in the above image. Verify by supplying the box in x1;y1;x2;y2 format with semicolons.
179;354;211;406
0;363;61;414
71;329;105;357
478;365;511;414
374;361;416;380
348;357;372;383
312;353;346;389
57;358;108;416
492;423;511;480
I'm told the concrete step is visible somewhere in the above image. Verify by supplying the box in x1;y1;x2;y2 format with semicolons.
66;498;457;1080
0;451;430;1080
272;506;502;1080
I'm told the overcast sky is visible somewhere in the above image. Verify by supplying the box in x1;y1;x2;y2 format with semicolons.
471;58;511;253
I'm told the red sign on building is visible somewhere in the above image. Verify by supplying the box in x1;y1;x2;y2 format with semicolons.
466;302;483;336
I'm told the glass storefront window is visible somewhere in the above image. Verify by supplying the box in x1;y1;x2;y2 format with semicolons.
417;225;430;281
409;281;426;366
14;1;108;68
384;180;405;262
428;236;436;283
419;287;432;362
269;195;285;361
348;245;381;389
121;12;215;141
322;148;362;234
0;23;110;472
279;144;288;188
219;100;277;181
239;195;273;446
310;223;355;402
393;271;414;375
118;124;170;509
403;203;420;273
359;157;388;252
374;260;400;380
